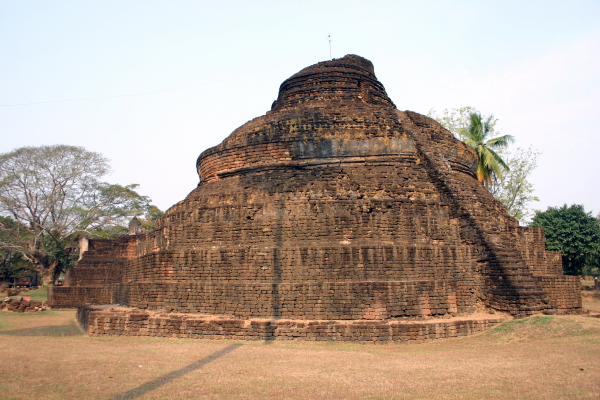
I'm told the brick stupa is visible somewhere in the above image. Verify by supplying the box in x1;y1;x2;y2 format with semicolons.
52;55;582;342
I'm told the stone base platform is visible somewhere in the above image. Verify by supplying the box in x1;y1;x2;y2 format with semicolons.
77;305;507;343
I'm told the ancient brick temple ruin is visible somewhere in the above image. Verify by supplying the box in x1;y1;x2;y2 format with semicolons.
51;55;582;342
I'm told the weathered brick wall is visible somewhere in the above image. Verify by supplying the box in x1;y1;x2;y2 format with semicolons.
68;235;138;286
516;227;563;275
535;276;582;311
117;156;491;319
50;236;137;307
66;55;581;341
124;245;477;283
112;280;467;319
48;286;113;308
396;110;554;316
83;236;139;260
67;264;124;286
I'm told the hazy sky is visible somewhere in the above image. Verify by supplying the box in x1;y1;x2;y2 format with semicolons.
1;1;599;218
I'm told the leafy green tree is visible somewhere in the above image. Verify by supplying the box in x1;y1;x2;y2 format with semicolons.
140;205;165;232
0;216;35;282
0;145;158;285
87;205;165;239
487;147;540;223
585;212;600;277
583;260;600;278
530;204;600;276
461;112;514;185
0;251;35;283
0;220;36;283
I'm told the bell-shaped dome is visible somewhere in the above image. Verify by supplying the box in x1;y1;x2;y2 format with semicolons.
271;54;395;111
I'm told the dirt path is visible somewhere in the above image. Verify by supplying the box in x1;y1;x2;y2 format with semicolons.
1;309;599;399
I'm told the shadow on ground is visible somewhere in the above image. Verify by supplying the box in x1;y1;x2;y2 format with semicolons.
0;323;81;337
109;344;242;400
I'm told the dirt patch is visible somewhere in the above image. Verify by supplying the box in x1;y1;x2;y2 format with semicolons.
582;291;600;312
0;310;599;399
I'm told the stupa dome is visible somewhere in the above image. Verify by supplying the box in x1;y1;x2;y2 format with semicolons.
271;54;395;110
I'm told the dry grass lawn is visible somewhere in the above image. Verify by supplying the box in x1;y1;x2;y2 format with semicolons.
1;296;599;399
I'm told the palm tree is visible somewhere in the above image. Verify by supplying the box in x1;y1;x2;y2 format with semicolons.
461;112;514;186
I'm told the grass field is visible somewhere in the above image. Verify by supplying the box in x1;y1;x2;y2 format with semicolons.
0;295;599;399
3;286;48;302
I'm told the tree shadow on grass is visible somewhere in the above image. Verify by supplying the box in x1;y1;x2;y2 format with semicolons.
109;343;242;400
0;323;82;337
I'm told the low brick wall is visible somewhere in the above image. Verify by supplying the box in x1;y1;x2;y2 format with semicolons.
78;305;505;343
48;286;113;309
535;276;582;311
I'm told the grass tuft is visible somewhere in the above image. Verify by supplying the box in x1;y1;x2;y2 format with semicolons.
490;318;530;333
529;315;553;325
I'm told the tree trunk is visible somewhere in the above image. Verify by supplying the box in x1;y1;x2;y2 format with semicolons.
40;269;54;287
52;266;63;286
34;258;59;287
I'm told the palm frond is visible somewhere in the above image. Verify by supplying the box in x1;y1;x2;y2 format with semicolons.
487;147;510;171
462;112;512;186
486;134;515;148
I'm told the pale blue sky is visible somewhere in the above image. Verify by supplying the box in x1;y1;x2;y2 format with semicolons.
1;1;599;217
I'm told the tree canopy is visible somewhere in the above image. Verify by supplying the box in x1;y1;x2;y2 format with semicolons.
530;204;600;276
0;145;159;285
0;217;36;284
428;106;499;141
428;107;538;223
487;147;540;222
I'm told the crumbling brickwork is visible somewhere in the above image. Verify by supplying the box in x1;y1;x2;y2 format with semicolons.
51;55;581;342
49;236;137;308
0;299;44;312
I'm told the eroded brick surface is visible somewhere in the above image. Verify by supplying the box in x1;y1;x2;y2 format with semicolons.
52;55;581;341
